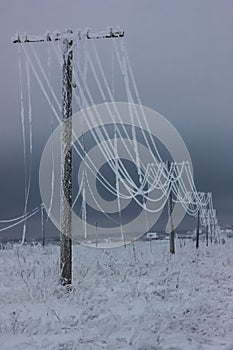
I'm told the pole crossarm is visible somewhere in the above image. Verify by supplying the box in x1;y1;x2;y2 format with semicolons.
87;28;124;39
12;28;124;44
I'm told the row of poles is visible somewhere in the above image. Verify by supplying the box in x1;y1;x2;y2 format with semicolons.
13;28;220;287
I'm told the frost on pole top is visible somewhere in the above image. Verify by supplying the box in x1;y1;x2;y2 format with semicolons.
12;28;125;43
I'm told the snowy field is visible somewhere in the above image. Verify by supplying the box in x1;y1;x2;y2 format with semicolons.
0;238;233;350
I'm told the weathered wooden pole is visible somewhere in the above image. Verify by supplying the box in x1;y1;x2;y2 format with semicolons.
95;221;98;248
210;224;213;243
60;33;73;286
41;204;45;246
196;209;200;249
205;223;208;247
167;161;175;254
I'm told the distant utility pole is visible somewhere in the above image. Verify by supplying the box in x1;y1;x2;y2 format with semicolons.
41;204;45;246
167;161;175;254
206;223;208;247
210;223;213;244
196;209;200;249
13;28;124;286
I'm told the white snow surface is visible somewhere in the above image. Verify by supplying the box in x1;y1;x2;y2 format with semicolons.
0;239;233;350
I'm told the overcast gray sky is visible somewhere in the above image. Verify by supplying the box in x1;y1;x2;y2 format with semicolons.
0;0;232;236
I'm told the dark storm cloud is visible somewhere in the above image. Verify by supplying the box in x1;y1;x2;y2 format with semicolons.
0;0;232;233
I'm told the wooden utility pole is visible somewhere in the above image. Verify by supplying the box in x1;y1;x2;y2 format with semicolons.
196;209;200;249
60;33;73;285
41;204;45;246
210;224;213;243
13;28;124;286
167;161;175;254
206;223;208;247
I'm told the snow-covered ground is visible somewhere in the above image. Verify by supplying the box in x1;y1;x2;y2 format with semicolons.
0;238;233;350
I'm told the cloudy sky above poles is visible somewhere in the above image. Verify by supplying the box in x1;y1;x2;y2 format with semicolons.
0;0;232;232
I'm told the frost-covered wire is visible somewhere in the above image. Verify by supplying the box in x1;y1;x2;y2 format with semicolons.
0;205;41;233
